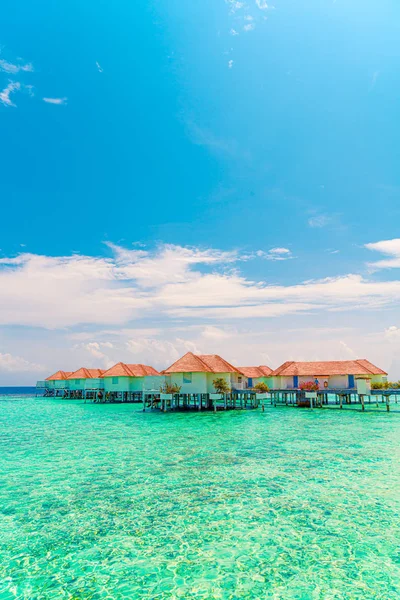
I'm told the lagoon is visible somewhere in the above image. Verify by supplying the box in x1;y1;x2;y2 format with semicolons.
1;396;400;599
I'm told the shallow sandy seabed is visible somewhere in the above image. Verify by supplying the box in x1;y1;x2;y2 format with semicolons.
0;397;400;599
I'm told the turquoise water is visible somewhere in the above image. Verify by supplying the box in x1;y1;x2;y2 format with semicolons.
1;398;400;599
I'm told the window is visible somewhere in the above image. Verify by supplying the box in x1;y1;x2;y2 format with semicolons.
183;372;192;384
112;377;119;385
75;379;80;385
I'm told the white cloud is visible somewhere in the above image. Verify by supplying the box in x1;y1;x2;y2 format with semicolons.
256;0;271;8
365;238;400;270
96;61;103;73
0;81;21;107
308;215;332;228
264;247;292;261
244;15;254;21
0;352;45;373
0;59;34;74
244;23;255;31
43;97;68;105
385;326;400;340
339;340;357;358
226;0;244;14
201;326;232;340
230;29;239;36
77;341;115;368
228;60;234;69
2;244;400;335
126;337;200;367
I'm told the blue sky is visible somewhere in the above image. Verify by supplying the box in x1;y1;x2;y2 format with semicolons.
1;0;400;383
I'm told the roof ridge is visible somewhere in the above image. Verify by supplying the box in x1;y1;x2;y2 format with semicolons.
198;353;239;373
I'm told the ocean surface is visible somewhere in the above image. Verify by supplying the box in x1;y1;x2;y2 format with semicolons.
1;396;400;599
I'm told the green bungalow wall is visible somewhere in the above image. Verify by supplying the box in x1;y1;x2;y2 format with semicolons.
46;380;70;390
249;376;273;389
168;372;234;394
103;375;164;393
84;378;104;390
68;378;87;391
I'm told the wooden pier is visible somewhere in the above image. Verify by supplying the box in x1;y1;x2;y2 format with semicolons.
39;385;400;413
143;391;261;412
269;389;400;412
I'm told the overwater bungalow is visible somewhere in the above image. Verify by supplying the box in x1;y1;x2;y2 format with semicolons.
271;360;388;391
162;352;245;393
45;370;72;393
67;368;105;394
102;363;162;395
237;366;273;389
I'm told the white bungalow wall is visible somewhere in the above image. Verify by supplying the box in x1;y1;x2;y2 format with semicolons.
169;372;208;394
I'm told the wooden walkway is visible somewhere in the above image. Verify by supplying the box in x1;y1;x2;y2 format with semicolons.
269;389;400;412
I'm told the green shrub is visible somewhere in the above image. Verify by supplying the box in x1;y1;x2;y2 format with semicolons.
213;377;231;394
160;383;181;394
254;382;269;393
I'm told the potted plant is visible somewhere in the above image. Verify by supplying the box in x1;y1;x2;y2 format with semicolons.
254;382;269;394
298;381;319;407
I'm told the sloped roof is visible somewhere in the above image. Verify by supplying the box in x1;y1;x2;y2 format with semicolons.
102;362;160;378
163;352;239;374
238;365;273;378
67;368;105;380
45;370;73;381
272;360;387;377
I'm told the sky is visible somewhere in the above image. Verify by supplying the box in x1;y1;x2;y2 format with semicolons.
1;0;400;384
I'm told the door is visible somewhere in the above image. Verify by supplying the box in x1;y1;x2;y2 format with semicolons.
293;376;299;388
348;375;355;389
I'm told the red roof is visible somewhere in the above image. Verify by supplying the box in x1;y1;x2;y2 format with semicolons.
238;366;273;378
45;370;72;381
272;360;387;377
102;362;160;378
67;368;105;380
163;352;239;374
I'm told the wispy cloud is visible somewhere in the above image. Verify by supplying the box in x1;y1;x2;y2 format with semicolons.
0;59;34;74
43;97;68;105
228;60;234;69
0;352;45;373
230;28;239;36
244;23;255;31
187;121;250;160
264;247;293;261
226;0;244;14
369;70;380;92
256;0;274;9
308;214;332;228
0;81;21;107
96;61;103;73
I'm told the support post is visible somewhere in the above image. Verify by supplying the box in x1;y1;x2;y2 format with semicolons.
386;395;390;412
339;394;343;410
361;394;365;412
